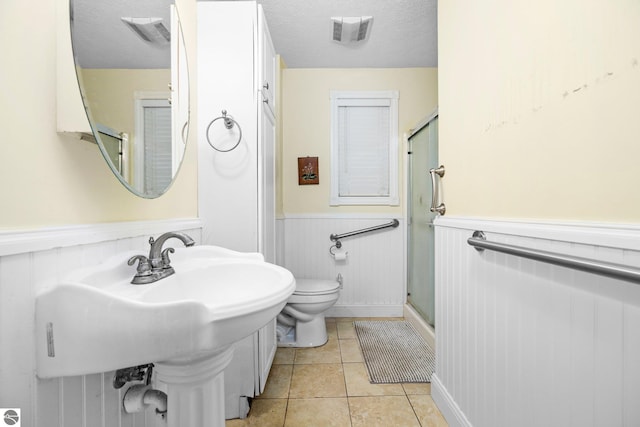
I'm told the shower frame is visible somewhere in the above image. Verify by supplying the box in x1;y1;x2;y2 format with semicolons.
406;109;439;328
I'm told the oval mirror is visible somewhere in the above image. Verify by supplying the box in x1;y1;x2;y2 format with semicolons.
69;0;189;198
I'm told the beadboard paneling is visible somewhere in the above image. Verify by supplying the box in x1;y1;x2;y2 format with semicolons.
0;220;201;427
280;216;405;317
432;217;640;427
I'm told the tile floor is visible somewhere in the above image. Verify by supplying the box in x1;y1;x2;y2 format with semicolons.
226;317;449;427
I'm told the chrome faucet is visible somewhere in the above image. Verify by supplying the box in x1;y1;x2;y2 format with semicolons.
127;232;195;284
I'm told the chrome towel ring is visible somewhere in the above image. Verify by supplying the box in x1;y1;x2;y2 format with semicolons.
206;110;242;152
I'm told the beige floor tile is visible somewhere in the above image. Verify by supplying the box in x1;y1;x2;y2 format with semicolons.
408;395;449;427
284;398;351;427
289;363;346;398
325;317;338;323
326;321;338;339
335;317;358;322
258;364;292;399
273;347;295;365
349;395;421;427
336;321;356;339
248;398;288;426
343;363;405;396
294;336;341;364
339;339;363;363
402;382;432;395
225;399;287;427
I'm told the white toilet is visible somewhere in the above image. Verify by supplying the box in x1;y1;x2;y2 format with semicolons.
276;278;341;347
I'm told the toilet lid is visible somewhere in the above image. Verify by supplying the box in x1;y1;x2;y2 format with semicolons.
294;279;340;295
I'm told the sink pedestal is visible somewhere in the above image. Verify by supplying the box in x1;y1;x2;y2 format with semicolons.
155;346;235;427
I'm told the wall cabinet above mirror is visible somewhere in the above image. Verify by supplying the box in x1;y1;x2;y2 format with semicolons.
60;0;189;198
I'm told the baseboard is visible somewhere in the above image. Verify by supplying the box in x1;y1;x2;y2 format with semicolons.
326;304;404;318
431;374;473;427
403;304;435;349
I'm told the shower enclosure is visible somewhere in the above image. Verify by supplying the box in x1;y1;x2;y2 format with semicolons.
407;112;438;327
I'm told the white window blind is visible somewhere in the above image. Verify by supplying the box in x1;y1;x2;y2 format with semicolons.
143;105;172;195
331;91;399;205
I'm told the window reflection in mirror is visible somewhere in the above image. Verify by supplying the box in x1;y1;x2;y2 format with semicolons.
70;0;189;198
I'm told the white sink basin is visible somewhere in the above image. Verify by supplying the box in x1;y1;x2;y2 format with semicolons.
35;245;295;378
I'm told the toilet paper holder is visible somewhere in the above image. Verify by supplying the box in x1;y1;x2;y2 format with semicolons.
329;240;347;259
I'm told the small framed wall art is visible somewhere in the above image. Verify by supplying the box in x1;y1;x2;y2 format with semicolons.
298;156;319;185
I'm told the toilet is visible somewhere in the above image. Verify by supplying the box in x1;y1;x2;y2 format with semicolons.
276;278;341;347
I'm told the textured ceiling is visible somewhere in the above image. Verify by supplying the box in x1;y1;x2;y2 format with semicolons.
72;0;172;69
72;0;437;69
258;0;438;68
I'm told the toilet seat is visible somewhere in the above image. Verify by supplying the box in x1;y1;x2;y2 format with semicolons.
277;278;341;348
294;279;340;296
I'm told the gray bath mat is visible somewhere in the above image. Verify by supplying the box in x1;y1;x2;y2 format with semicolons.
354;321;435;384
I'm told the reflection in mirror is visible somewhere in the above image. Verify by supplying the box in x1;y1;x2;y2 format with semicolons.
70;0;189;198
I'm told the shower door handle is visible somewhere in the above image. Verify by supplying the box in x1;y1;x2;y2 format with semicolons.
429;165;446;215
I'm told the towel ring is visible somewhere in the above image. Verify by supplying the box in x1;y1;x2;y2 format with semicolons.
181;121;188;145
206;110;242;152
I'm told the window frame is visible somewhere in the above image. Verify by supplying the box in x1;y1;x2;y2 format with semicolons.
329;90;400;206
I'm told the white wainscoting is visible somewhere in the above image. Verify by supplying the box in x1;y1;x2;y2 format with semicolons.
279;215;405;317
432;217;640;427
0;219;201;427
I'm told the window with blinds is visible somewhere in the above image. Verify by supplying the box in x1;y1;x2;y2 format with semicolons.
330;91;399;205
133;94;172;196
143;105;172;195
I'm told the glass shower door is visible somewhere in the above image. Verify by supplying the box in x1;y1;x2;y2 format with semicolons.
407;115;438;327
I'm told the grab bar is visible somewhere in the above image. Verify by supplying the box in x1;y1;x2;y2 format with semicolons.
330;219;399;242
429;165;446;215
468;231;640;284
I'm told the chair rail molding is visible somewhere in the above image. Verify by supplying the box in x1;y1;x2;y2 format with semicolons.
0;218;203;256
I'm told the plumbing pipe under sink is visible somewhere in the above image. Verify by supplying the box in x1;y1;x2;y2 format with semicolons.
123;384;168;418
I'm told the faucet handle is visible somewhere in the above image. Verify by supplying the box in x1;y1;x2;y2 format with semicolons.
128;255;152;276
161;248;175;268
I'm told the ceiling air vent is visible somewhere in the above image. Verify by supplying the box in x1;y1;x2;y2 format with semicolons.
331;16;373;44
121;17;170;44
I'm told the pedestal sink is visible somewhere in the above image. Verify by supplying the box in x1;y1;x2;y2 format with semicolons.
35;244;295;427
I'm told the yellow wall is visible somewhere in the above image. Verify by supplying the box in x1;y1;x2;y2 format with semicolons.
80;69;170;138
81;68;171;182
282;68;438;215
439;0;640;222
0;0;198;229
